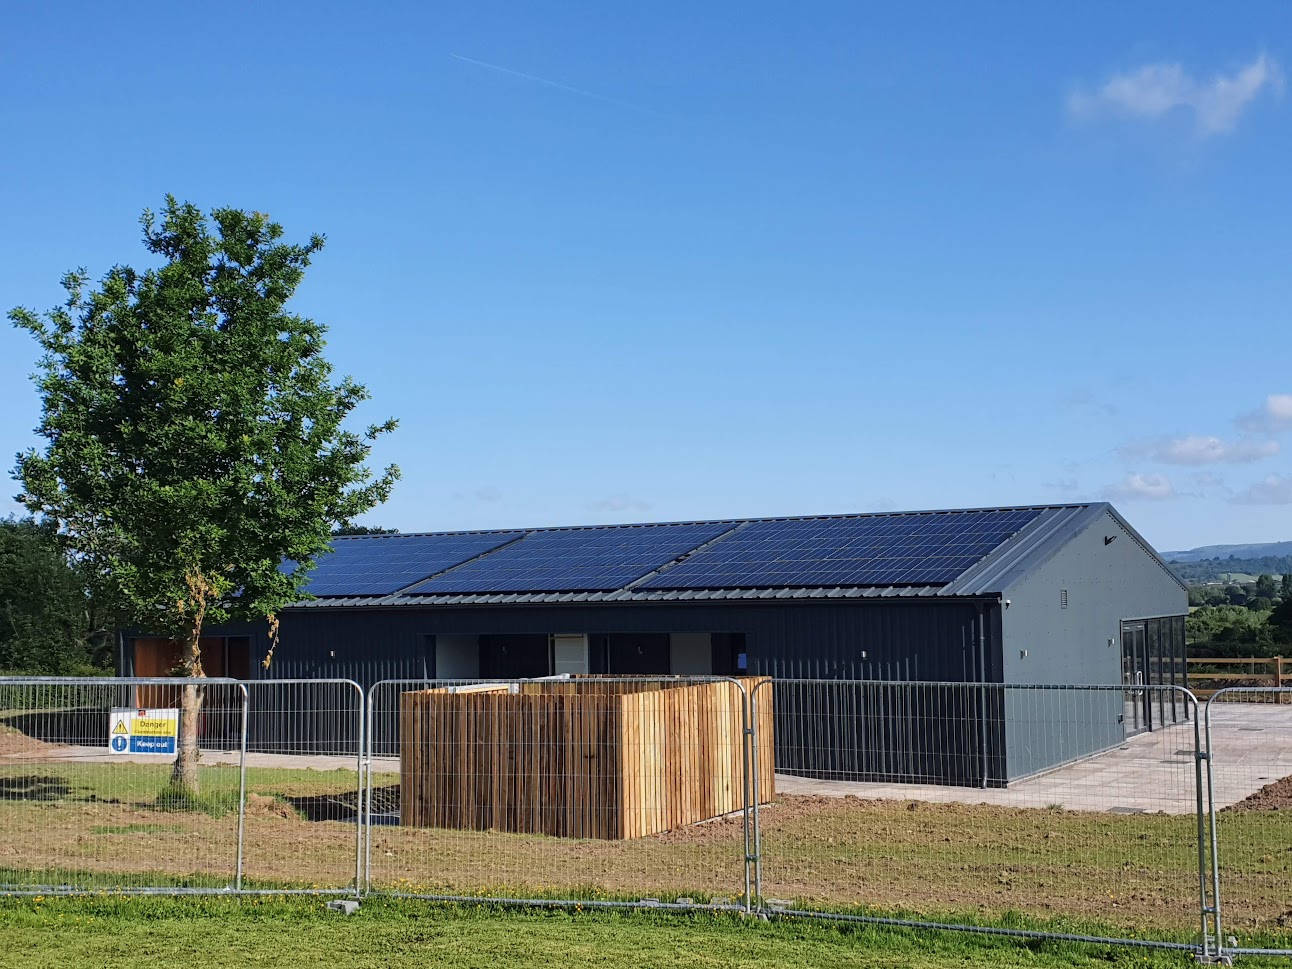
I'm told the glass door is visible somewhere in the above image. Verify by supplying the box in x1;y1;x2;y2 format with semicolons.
1147;619;1164;729
1121;621;1148;735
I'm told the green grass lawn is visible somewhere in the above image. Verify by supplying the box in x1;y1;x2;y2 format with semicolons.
0;895;1274;969
0;759;385;804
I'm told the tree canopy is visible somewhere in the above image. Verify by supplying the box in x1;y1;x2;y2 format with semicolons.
0;517;111;674
10;197;399;787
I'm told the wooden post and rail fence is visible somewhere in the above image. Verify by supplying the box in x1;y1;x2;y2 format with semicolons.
1185;655;1287;700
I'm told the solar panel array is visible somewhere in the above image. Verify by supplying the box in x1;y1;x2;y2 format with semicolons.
638;509;1044;590
403;522;735;594
304;532;524;596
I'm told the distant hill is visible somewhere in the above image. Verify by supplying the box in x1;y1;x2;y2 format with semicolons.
1163;541;1292;563
1166;556;1292;585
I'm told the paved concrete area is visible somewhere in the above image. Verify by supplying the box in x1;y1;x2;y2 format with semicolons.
7;703;1290;816
777;703;1292;814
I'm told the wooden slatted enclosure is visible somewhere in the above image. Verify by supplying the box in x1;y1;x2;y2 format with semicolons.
399;677;774;839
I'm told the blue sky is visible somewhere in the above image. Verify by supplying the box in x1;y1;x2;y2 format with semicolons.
2;2;1290;552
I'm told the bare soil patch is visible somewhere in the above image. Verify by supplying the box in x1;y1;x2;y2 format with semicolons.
244;793;298;820
1224;773;1292;812
3;787;1290;937
0;726;63;759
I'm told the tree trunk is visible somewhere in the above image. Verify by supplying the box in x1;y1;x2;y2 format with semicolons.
169;622;205;793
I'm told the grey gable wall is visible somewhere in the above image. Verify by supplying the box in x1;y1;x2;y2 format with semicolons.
998;508;1186;779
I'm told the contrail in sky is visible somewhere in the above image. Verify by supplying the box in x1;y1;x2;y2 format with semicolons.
449;53;676;121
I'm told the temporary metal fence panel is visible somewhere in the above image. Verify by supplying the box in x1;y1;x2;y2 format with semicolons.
0;676;247;894
749;680;1209;953
364;676;758;910
239;679;364;895
0;676;362;898
1204;686;1292;960
17;671;1290;962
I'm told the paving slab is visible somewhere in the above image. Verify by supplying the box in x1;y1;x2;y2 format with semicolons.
776;703;1292;814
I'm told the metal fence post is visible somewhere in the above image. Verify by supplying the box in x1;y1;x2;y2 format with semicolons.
1189;689;1218;962
363;681;378;895
737;677;755;913
978;681;990;789
352;679;364;898
749;677;769;910
1204;694;1225;963
235;682;250;892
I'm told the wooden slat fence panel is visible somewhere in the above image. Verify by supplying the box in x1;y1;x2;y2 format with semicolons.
400;677;773;839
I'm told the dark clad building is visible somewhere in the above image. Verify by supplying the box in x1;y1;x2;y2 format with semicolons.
119;503;1187;785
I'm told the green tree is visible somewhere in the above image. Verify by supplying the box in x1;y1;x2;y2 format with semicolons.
1253;574;1278;601
1187;604;1278;657
10;197;399;793
331;524;400;535
1269;598;1292;645
1187;584;1227;607
1281;573;1292;602
0;517;112;673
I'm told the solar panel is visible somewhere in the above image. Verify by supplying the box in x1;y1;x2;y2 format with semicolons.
638;509;1044;590
301;532;525;596
404;522;734;594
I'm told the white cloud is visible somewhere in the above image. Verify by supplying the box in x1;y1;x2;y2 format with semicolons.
1120;434;1279;465
1068;53;1282;136
1229;473;1292;505
1103;473;1177;502
1235;393;1292;433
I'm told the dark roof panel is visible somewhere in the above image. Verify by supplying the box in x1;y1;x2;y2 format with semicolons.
302;531;524;596
294;504;1117;603
638;508;1044;591
402;521;735;594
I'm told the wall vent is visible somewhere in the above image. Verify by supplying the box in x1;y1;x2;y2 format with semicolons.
1060;589;1069;609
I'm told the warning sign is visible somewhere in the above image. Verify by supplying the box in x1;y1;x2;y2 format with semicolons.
107;708;179;755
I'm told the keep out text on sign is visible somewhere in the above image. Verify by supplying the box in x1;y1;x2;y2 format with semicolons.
109;708;179;755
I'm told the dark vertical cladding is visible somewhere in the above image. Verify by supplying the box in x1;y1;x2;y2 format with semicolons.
250;610;432;685
771;680;1001;786
202;598;990;691
608;633;671;674
243;611;429;755
479;634;548;678
762;601;1007;787
746;599;984;682
142;597;999;770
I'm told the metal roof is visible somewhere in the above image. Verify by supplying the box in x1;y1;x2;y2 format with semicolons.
284;502;1180;609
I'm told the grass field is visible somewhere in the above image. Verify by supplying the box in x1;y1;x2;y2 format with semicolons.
0;895;1283;969
2;755;1290;950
